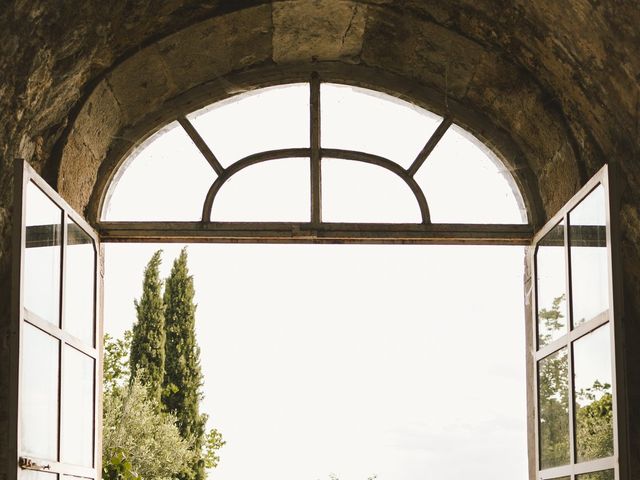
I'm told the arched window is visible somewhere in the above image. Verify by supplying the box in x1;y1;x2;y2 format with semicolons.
11;73;624;480
103;78;527;232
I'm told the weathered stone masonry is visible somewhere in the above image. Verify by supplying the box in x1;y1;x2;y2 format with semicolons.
1;2;639;478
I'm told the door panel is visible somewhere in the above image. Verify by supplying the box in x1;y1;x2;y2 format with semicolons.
10;160;102;480
531;165;626;480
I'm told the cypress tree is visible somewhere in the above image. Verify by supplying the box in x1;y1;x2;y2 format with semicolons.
129;250;166;404
162;247;207;480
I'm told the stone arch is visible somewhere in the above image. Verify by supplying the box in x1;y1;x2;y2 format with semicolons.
56;1;588;229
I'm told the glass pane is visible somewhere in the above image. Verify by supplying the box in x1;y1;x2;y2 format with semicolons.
538;348;570;469
549;477;570;480
414;124;526;224
322;158;421;223
321;83;442;168
536;221;568;347
212;158;310;222
61;346;95;467
574;324;614;462
24;182;61;325
104;121;217;221
576;470;615;480
570;184;609;326
64;219;95;345
187;84;309;167
20;323;59;460
20;471;58;480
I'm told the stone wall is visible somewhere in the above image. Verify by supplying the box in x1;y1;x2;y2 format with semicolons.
1;1;639;478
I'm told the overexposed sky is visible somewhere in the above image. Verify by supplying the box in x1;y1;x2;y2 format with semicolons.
105;243;527;480
103;83;529;480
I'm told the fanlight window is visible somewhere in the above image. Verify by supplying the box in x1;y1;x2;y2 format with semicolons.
103;80;527;226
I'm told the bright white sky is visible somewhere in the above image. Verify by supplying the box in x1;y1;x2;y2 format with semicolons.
103;84;529;480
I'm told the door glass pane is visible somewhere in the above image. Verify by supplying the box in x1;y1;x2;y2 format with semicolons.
322;158;421;223
536;221;568;347
576;470;615;480
538;348;570;469
20;323;59;460
64;219;95;345
574;324;613;462
20;471;58;480
212;158;310;222
570;184;609;326
61;346;95;467
24;182;62;325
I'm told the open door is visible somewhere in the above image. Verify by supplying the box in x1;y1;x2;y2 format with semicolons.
531;165;628;480
9;160;102;480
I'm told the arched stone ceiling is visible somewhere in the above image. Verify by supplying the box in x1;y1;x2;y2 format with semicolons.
1;3;640;475
1;0;638;239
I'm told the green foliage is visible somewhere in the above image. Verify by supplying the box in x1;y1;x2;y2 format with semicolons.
103;449;141;480
130;250;166;403
575;381;613;461
103;249;224;480
323;474;377;480
203;427;226;469
538;294;566;346
103;378;196;480
104;331;132;395
162;247;208;480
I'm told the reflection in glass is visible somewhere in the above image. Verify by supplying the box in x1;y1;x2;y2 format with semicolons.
538;348;570;469
322;158;421;223
20;323;59;460
24;182;61;325
576;469;614;480
65;219;95;345
414;124;526;224
61;346;95;467
570;184;609;326
574;324;613;462
212;158;310;222
104;121;217;221
188;84;309;167
321;83;442;168
536;221;567;347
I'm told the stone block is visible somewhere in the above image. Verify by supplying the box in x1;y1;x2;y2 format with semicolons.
361;6;483;100
157;5;273;94
106;45;175;126
71;80;123;163
273;0;366;64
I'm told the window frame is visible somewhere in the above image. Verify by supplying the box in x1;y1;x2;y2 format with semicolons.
10;159;103;480
98;73;532;245
530;164;628;480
